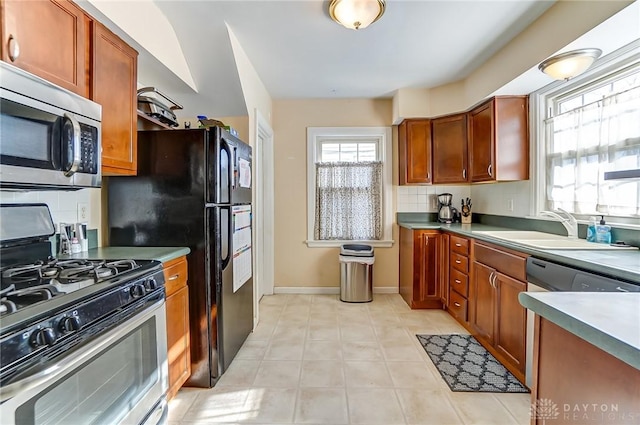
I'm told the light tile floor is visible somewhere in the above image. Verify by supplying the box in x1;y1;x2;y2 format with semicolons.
168;294;531;425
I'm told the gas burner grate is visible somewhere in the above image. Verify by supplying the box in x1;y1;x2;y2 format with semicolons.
1;259;141;287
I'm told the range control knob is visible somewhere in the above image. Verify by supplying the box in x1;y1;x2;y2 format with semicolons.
130;283;146;298
31;327;57;347
59;316;81;333
145;277;158;291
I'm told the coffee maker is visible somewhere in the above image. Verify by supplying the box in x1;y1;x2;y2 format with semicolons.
437;193;454;223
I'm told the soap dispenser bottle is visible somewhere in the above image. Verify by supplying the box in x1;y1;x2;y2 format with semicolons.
595;215;612;244
586;216;597;242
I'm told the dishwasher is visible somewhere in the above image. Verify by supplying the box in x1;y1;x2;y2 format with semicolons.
524;257;640;387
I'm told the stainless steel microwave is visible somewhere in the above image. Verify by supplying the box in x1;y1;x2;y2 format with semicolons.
0;61;101;190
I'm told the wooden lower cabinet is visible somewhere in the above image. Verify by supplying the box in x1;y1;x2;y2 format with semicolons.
470;261;496;344
495;272;526;370
468;241;527;384
163;256;190;401
399;227;446;309
532;317;640;424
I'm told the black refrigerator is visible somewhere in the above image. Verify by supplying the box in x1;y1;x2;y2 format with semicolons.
108;127;253;388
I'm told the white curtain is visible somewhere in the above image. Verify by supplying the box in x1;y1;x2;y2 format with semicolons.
314;161;383;240
545;85;640;216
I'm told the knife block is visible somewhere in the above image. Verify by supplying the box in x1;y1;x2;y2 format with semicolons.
461;212;472;224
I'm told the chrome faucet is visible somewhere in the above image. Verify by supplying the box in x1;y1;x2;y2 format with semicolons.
540;208;578;239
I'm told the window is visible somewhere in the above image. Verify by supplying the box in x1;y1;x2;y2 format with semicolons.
306;127;393;247
533;41;640;220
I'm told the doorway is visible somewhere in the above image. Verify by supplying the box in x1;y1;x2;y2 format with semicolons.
253;109;274;328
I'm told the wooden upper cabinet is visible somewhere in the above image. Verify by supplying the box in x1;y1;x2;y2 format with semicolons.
432;113;468;184
468;96;529;183
1;0;88;96
398;119;432;184
92;21;138;175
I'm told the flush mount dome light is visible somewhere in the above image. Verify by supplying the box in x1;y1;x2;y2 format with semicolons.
329;0;386;30
538;48;602;81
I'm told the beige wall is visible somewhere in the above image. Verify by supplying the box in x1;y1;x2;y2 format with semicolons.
273;99;397;289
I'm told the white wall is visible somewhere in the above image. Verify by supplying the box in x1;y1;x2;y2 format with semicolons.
470;181;532;218
0;188;102;241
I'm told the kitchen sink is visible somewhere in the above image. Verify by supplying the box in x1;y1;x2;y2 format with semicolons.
510;238;634;250
472;230;566;240
473;230;637;250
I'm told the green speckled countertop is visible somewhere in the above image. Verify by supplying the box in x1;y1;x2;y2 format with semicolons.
397;220;640;283
60;246;190;263
519;292;640;370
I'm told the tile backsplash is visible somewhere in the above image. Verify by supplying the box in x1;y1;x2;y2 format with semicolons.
396;185;472;213
0;188;102;243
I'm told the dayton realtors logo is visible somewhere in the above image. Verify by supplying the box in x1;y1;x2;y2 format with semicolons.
530;398;560;424
531;399;639;423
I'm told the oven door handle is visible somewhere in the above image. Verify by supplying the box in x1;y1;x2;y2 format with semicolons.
0;298;165;403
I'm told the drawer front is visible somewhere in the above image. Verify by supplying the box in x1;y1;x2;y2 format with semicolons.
449;268;469;298
451;252;469;274
164;257;188;297
450;235;470;256
449;289;468;322
474;242;527;281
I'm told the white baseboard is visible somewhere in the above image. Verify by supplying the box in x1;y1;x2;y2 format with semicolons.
274;287;339;295
273;286;398;295
374;286;399;294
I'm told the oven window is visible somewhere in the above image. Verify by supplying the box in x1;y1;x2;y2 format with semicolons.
15;320;158;425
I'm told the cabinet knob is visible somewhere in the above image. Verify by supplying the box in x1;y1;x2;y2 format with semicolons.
455;279;461;284
462;169;467;180
455;259;461;264
7;34;20;62
455;243;462;247
488;164;492;177
454;302;461;307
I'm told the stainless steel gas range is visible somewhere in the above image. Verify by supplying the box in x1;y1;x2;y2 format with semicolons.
0;204;168;425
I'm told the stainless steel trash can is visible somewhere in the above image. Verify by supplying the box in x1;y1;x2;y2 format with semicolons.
339;244;374;303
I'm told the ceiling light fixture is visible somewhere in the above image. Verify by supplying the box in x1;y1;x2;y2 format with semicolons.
538;48;602;81
329;0;385;30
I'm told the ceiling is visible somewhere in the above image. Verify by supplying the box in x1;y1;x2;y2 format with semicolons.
81;1;591;118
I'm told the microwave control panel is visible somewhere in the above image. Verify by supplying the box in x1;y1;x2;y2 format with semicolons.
77;125;99;174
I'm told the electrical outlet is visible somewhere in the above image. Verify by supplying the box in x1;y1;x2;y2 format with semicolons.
507;199;514;212
77;203;89;221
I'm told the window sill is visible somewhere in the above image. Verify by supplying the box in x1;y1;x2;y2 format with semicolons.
305;240;395;248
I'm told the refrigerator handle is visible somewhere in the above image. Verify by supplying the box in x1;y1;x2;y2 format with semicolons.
231;146;238;190
220;139;234;201
221;206;232;270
